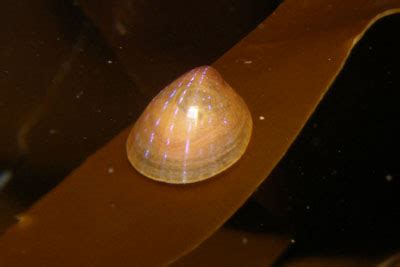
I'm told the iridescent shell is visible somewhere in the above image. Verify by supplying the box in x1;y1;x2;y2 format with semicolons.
126;66;252;184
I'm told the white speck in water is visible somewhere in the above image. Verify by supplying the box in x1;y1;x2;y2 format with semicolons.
0;170;13;190
242;237;248;245
244;60;253;64
327;57;332;61
83;136;87;140
76;90;84;99
385;174;393;182
290;239;296;244
49;129;57;135
119;46;123;50
107;60;113;64
306;205;311;210
259;116;265;120
108;167;114;174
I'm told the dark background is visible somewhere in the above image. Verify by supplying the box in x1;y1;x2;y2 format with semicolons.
229;14;400;264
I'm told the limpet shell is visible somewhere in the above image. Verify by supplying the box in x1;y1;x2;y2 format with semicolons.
126;66;252;184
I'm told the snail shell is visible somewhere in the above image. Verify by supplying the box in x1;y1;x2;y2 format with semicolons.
126;66;252;184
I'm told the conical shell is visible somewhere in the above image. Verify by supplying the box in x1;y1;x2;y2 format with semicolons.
126;66;252;184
